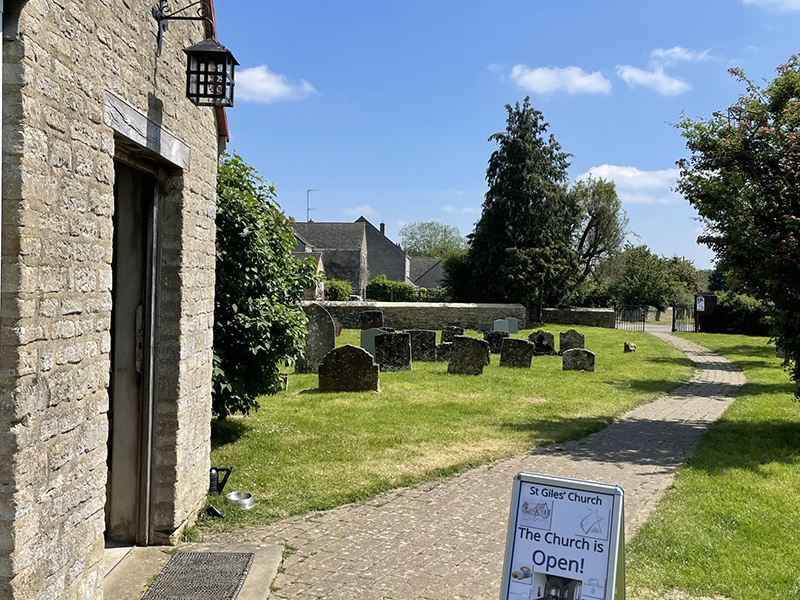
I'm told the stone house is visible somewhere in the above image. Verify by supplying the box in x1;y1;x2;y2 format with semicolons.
292;221;369;296
0;1;229;598
292;217;413;296
354;216;411;284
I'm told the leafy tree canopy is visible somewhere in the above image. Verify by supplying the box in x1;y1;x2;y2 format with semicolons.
213;152;317;418
676;56;800;392
607;244;672;310
399;220;466;260
570;176;628;287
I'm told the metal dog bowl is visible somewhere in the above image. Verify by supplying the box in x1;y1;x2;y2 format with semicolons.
225;491;255;510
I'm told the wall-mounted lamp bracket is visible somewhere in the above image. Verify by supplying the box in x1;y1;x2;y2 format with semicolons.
152;0;215;56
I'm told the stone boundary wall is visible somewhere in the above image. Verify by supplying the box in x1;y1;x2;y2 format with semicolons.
305;302;526;330
542;308;615;329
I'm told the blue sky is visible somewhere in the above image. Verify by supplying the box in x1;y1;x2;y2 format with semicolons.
215;0;800;270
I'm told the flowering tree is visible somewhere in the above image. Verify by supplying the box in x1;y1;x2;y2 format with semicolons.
676;57;800;392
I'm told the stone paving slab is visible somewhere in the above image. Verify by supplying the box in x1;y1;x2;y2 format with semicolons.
210;333;744;600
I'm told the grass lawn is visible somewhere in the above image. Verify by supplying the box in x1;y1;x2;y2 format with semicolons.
627;333;800;600
202;325;692;534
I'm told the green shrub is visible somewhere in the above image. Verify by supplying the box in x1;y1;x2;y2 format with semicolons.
324;279;352;301
213;153;317;419
710;291;771;336
366;274;417;302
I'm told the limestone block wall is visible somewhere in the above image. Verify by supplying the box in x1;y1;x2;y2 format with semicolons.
542;308;616;329
0;1;218;598
306;301;527;330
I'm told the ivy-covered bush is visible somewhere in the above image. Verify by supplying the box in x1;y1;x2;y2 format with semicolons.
366;274;417;302
324;278;352;301
213;153;317;418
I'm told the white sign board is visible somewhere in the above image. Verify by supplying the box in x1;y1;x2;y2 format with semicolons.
500;472;624;600
696;295;705;312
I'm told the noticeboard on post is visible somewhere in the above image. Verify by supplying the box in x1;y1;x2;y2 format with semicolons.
499;472;624;600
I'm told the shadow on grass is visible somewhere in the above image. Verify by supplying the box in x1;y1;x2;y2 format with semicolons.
643;356;695;366
686;418;800;473
211;418;252;450
504;412;800;473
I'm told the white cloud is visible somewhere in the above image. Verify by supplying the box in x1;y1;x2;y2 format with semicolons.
442;205;479;214
578;164;682;204
236;65;317;103
342;205;375;216
616;65;691;95
743;0;800;11
650;46;712;66
510;64;612;95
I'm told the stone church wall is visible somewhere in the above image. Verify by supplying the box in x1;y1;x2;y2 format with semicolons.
0;1;219;597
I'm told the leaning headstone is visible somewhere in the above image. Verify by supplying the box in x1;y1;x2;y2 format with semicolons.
493;319;509;333
562;348;596;372
500;338;534;368
318;345;379;392
441;326;464;344
295;302;336;373
624;342;637;353
436;342;452;362
506;317;520;334
374;332;412;371
333;319;343;338
528;329;556;356
360;327;385;357
484;330;510;354
448;336;490;375
406;329;436;362
360;310;384;330
560;329;585;354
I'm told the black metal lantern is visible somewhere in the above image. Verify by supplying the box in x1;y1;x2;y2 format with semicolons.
184;38;238;107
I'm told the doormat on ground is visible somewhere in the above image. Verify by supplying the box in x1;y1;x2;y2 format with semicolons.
141;551;254;600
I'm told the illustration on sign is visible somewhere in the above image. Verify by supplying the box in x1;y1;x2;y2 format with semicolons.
500;473;624;600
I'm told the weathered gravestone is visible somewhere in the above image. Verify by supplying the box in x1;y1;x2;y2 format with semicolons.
493;319;509;333
624;342;637;353
436;342;452;362
448;336;490;375
560;329;585;354
776;345;785;359
562;348;595;372
484;330;510;354
506;317;520;334
528;329;556;356
374;332;412;371
500;338;534;368
406;329;436;362
360;310;384;330
333;320;343;338
441;326;464;344
318;345;379;392
295;302;336;373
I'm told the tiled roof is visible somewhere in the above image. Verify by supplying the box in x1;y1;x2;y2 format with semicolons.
408;256;442;282
292;222;366;250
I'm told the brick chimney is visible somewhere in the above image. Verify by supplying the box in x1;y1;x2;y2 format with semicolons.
380;222;386;235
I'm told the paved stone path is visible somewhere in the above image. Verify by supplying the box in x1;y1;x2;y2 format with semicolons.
212;333;745;600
